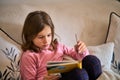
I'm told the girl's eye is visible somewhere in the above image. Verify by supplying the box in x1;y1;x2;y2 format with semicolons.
47;34;52;37
37;34;51;39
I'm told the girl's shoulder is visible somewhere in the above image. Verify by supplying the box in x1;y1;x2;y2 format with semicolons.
21;50;39;59
53;39;65;49
53;38;65;46
20;50;40;65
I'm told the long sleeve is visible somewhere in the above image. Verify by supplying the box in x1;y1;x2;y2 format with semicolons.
20;51;37;80
61;43;89;60
20;43;89;80
20;51;46;80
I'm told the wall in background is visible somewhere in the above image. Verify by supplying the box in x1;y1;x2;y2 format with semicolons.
0;0;120;47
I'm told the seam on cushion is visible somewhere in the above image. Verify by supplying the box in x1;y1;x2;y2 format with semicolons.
104;12;120;43
0;27;21;45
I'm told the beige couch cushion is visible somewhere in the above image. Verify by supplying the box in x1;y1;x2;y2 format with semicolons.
105;12;120;75
0;29;21;80
88;42;114;70
0;1;120;47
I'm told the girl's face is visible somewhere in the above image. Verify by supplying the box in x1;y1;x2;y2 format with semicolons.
33;25;52;50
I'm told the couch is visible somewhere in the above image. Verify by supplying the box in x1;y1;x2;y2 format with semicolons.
0;0;120;79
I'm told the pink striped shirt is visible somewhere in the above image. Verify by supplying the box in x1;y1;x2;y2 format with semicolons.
20;42;89;80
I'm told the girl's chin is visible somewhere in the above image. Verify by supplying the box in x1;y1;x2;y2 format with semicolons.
42;45;50;50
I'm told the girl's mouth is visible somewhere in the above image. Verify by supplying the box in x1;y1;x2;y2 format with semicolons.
42;44;49;49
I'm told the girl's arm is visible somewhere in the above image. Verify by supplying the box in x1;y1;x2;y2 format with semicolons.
62;41;89;60
20;52;37;80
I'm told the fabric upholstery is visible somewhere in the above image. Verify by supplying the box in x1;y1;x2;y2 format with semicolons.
105;12;120;75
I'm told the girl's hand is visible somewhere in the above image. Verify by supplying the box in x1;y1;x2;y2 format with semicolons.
43;74;61;80
74;41;87;54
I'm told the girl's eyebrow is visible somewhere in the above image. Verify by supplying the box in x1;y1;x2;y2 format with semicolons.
37;33;52;36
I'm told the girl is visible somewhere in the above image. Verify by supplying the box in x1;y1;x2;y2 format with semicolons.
20;11;102;80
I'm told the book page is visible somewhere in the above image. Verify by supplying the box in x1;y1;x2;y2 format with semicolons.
47;60;82;74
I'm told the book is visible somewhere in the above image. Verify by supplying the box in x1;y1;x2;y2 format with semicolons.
47;60;82;74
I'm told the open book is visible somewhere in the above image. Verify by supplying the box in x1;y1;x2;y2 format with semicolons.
47;60;82;74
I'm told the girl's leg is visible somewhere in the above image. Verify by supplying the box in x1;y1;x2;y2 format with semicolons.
60;68;89;80
82;55;102;80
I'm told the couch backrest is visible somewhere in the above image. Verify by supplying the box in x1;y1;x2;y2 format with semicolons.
0;0;120;47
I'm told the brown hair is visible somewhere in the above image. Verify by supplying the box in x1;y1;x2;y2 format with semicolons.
21;11;55;52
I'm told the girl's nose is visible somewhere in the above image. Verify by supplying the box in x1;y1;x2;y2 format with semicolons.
43;37;48;44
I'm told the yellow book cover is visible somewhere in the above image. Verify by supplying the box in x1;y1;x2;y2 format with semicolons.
47;60;82;74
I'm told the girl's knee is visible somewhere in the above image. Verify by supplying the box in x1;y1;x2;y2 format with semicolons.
82;55;102;80
82;55;101;65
